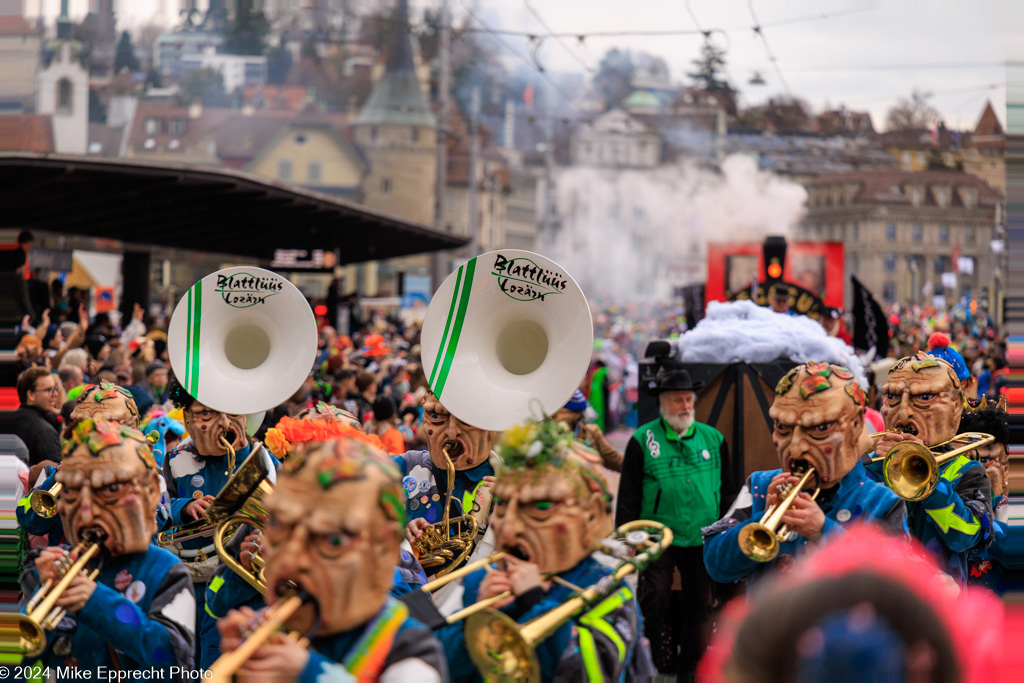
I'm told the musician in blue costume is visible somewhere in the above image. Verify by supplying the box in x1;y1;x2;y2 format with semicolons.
20;420;194;672
206;412;426;627
19;382;145;543
864;353;994;586
216;435;447;680
958;400;1011;592
704;363;908;586
161;376;277;668
439;420;649;682
396;392;500;576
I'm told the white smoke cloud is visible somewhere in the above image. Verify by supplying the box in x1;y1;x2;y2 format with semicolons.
543;154;808;304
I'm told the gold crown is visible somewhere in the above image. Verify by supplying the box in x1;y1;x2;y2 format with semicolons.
963;394;1007;413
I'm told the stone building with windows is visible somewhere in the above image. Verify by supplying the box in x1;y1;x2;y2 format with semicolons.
798;169;1001;307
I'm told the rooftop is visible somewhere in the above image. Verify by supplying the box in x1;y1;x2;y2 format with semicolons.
0;153;466;262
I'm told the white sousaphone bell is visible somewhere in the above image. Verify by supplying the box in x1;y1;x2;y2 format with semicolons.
421;250;593;432
168;266;318;421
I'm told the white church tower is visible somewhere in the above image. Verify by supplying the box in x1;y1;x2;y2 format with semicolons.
36;0;88;154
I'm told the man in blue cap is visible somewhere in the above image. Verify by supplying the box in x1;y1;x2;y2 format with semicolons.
552;390;623;471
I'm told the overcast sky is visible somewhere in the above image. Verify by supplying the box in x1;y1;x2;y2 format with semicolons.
26;0;1024;132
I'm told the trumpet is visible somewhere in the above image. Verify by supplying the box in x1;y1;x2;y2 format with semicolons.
410;445;479;577
738;467;819;562
206;585;314;683
29;482;62;518
157;444;273;549
871;432;994;502
463;520;672;680
17;535;103;657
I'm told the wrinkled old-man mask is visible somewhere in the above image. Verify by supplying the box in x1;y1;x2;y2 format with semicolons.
420;392;498;471
63;381;140;441
490;421;613;574
182;401;248;456
262;438;405;635
57;419;162;556
881;353;963;448
770;362;867;489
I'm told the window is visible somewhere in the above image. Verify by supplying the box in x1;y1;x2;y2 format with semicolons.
967;227;977;245
909;187;923;207
851;223;859;242
307;162;322;183
885;253;895;272
935;187;949;208
56;78;72;114
939;224;949;244
381;178;392;194
935;257;947;275
411;128;419;143
962;188;977;209
370;127;378;142
168;119;187;136
144;118;161;135
883;282;896;303
277;160;293;180
901;151;912;168
886;224;897;240
295;134;306;144
912;224;923;242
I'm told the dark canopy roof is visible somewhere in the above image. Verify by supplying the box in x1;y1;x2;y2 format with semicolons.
0;153;466;263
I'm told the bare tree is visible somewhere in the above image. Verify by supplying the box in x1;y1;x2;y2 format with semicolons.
885;89;939;131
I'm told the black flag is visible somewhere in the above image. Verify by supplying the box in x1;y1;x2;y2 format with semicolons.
851;276;889;358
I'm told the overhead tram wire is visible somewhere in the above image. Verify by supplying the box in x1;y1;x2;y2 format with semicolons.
523;0;595;75
458;2;585;114
748;0;794;100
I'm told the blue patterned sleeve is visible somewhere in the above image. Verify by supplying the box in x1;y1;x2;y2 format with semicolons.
77;563;195;669
702;476;759;583
921;462;993;553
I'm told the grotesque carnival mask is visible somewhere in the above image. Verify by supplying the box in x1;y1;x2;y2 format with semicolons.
490;421;613;574
420;392;499;471
881;353;963;447
57;419;162;556
293;401;361;429
63;381;140;441
182;401;248;457
770;362;868;489
262;436;405;635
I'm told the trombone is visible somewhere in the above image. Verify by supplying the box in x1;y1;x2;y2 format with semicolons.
870;431;994;502
410;445;479;577
17;536;103;657
461;520;672;680
29;482;62;518
213;517;268;593
738;467;819;562
206;584;314;683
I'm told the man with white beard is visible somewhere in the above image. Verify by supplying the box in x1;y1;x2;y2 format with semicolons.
616;369;731;678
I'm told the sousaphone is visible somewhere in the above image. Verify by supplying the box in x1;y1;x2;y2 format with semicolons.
422;250;593;432
415;250;593;576
168;266;317;416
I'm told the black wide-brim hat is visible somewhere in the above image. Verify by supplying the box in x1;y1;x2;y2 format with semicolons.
647;369;704;395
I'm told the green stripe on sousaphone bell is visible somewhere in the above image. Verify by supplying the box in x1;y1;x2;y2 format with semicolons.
429;265;463;389
433;257;477;399
186;279;202;397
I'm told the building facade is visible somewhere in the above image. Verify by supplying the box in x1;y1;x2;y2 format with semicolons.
799;170;1001;308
